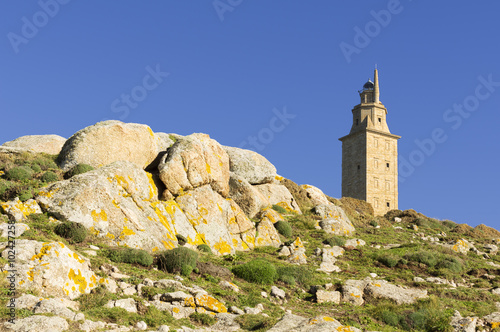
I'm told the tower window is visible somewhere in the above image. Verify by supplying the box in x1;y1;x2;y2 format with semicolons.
387;202;390;208
378;117;381;123
356;119;359;125
386;163;390;168
357;165;360;170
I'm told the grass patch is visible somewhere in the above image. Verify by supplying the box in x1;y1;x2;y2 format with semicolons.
274;220;292;237
64;163;94;178
323;236;346;247
189;312;216;326
157;247;198;274
106;248;153;267
272;204;287;214
232;259;278;285
54;221;88;243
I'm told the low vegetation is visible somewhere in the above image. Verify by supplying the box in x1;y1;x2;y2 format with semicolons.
157;247;198;276
54;221;88;243
105;248;154;267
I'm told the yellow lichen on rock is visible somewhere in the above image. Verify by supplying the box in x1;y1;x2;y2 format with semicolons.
91;209;107;222
146;172;158;201
195;294;227;313
31;244;53;262
67;268;88;294
213;239;232;255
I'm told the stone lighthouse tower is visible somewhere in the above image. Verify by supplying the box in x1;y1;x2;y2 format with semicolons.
339;69;401;215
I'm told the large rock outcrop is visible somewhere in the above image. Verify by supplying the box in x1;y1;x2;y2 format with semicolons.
254;183;301;213
158;133;230;198
36;161;180;251
1;240;105;299
57;121;159;171
228;172;270;218
1;134;66;155
224;146;277;185
175;184;256;254
299;184;354;235
36;160;258;255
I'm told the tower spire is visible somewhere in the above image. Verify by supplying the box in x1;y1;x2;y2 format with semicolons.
373;68;380;104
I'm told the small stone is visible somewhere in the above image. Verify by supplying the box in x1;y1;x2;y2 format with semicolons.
219;280;239;293
271;286;286;299
316;290;341;304
492;288;500;295
229;306;245;315
83;250;97;256
123;287;137;296
369;273;377;278
158;326;170;332
261;291;268;298
394;217;402;222
414;277;425;282
110;272;130;280
89;245;99;250
278;246;291;256
134;321;147;330
143;278;154;286
174;275;184;281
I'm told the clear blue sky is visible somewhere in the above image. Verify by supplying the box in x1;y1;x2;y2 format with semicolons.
1;1;499;230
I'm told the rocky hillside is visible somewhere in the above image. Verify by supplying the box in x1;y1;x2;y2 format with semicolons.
0;120;499;332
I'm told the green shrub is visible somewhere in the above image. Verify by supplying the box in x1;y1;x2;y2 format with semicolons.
106;248;153;267
30;164;42;173
66;164;94;178
33;156;57;170
274;220;292;237
181;264;193;277
232;259;277;285
189;312;216;326
140;286;165;300
436;256;463;274
369;220;379;227
5;166;33;181
277;265;312;286
380;309;401;326
18;188;34;202
0;181;12;197
197;244;212;254
176;234;187;246
28;213;50;223
406;250;438;268
323;236;346;247
40;171;59;183
157;247;198;274
279;274;296;286
54;221;88;243
377;254;400;268
288;215;317;230
271;204;287;214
